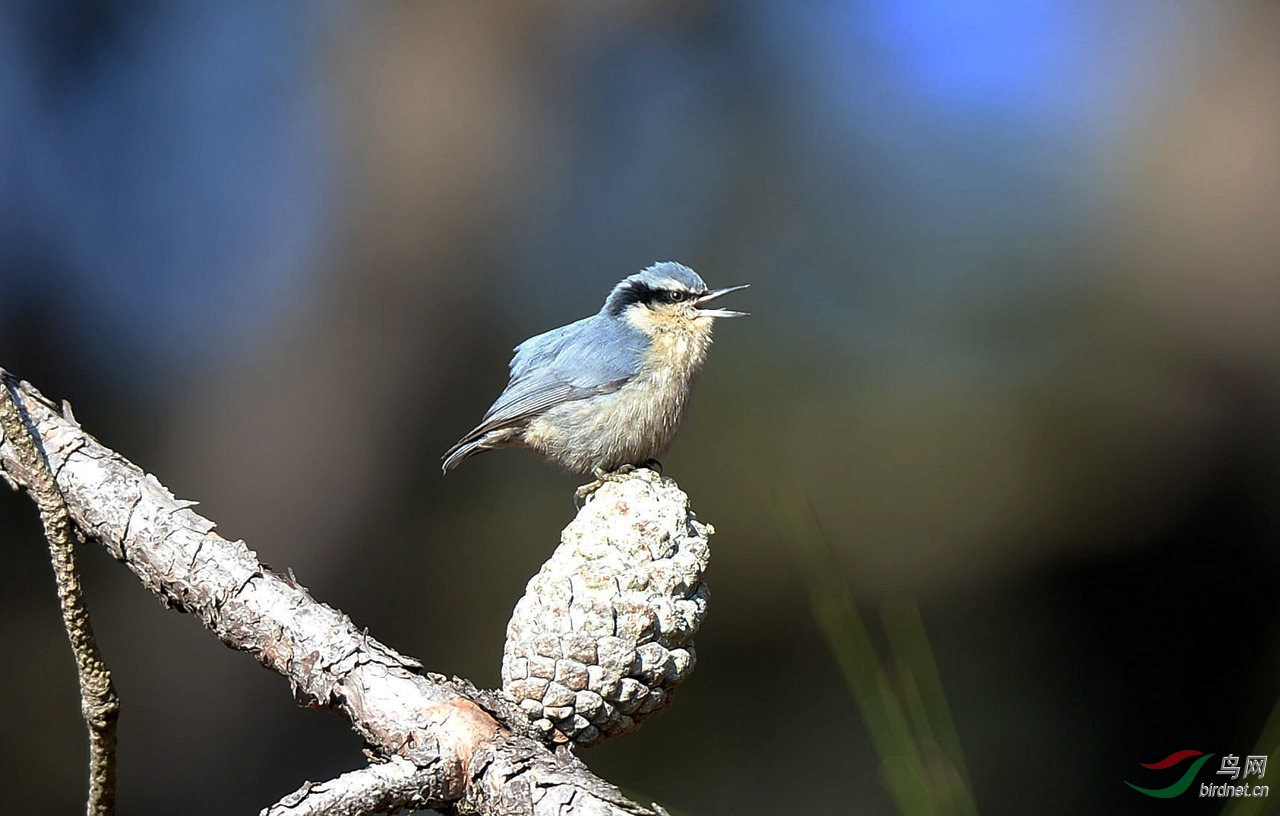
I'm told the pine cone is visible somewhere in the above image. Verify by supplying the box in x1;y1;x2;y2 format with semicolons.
501;469;711;747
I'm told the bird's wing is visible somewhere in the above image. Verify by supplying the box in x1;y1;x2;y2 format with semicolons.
455;316;645;444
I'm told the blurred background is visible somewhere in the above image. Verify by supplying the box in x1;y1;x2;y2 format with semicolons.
2;1;1279;814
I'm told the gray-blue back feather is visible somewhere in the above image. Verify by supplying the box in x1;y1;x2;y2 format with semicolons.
459;312;648;442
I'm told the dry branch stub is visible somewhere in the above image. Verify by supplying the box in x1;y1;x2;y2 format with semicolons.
501;468;711;747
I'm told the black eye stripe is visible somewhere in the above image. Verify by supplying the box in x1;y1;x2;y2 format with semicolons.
650;287;703;305
605;280;704;315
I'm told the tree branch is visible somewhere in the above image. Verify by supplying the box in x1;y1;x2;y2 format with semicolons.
0;369;664;816
261;756;453;816
1;373;119;816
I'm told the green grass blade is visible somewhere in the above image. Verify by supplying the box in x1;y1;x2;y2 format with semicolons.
779;489;978;816
883;597;979;816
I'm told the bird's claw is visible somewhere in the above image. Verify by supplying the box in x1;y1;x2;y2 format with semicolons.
573;479;603;509
573;464;651;509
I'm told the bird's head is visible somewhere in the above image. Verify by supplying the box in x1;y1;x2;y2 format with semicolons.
603;262;748;337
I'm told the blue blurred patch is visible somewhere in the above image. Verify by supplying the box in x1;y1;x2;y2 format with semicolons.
0;2;338;376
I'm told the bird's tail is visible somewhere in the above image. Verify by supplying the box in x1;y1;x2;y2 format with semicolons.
442;424;522;473
441;438;483;473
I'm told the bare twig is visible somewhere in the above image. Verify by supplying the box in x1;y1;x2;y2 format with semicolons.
0;369;663;816
0;372;119;816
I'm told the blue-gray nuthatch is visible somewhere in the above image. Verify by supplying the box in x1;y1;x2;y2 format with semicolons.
442;261;747;478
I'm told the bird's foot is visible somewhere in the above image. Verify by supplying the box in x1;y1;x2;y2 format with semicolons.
573;479;602;509
573;465;645;509
641;458;663;475
574;468;614;508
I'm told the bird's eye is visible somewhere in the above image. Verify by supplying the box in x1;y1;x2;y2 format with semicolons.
666;290;688;304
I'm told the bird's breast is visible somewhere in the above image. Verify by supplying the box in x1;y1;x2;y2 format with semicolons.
521;329;713;473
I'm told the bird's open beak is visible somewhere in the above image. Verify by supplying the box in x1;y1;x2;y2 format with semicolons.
693;284;750;318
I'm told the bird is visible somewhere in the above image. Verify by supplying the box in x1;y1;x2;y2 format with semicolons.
442;261;747;488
